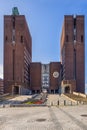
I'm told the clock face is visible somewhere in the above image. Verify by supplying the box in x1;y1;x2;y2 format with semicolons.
53;71;59;78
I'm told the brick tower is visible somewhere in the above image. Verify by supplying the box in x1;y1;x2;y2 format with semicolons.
4;7;32;94
61;15;85;93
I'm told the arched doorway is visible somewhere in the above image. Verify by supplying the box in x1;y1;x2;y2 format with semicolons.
14;86;19;94
65;86;70;93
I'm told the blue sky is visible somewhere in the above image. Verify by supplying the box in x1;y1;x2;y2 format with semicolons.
0;0;87;92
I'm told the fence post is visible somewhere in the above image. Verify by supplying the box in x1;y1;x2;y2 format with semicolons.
51;102;53;106
57;100;59;106
64;100;66;106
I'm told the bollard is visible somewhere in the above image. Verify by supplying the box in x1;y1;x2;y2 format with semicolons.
77;101;78;105
51;102;53;106
57;100;59;106
64;100;66;106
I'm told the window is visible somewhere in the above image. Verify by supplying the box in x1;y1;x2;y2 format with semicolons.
73;18;76;43
21;36;23;43
12;16;15;29
12;29;15;44
74;35;76;40
12;35;15;42
13;50;15;80
12;35;15;44
81;35;83;42
74;35;76;43
5;36;8;42
74;18;76;29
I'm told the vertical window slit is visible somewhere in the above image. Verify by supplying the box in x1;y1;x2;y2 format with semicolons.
81;35;83;42
21;36;23;43
5;36;8;42
13;50;15;80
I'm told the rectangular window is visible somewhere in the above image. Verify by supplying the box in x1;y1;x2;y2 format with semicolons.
12;35;15;42
12;16;15;29
81;35;83;42
21;36;23;43
74;18;76;29
13;50;15;80
74;35;76;40
5;36;8;42
73;18;76;43
12;30;15;44
74;35;76;43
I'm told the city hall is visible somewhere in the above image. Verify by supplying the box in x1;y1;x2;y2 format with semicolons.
4;8;85;94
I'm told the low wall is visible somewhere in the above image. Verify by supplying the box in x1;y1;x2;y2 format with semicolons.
73;92;87;98
0;93;10;98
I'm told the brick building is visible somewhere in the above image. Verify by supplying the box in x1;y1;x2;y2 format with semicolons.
49;62;61;93
30;62;41;94
30;62;61;94
60;15;85;93
3;8;85;94
4;7;32;94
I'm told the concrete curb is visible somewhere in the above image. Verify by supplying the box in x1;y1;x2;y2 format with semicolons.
10;104;47;107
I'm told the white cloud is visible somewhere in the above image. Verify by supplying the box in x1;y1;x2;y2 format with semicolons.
0;64;3;79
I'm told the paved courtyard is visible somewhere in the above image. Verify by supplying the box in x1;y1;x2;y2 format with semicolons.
0;94;87;130
0;105;87;130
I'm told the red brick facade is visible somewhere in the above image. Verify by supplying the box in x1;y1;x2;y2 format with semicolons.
30;63;41;93
4;14;32;94
49;62;61;93
3;10;85;94
61;15;85;93
30;62;61;94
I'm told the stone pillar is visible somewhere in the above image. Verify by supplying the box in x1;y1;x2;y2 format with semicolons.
19;85;21;95
12;85;14;95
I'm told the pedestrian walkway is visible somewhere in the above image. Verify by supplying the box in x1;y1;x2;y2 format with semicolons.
0;105;87;130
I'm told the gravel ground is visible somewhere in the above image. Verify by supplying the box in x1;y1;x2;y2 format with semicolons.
0;105;87;130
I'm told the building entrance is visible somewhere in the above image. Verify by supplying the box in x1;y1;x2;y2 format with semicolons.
14;86;19;94
65;86;70;93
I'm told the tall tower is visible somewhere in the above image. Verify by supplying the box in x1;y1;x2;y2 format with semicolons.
4;7;32;94
61;15;85;93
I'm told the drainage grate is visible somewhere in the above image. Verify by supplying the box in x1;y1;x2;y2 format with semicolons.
81;114;87;117
36;118;46;122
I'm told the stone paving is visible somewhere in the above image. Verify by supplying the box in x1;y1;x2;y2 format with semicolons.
0;105;87;130
0;94;87;130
